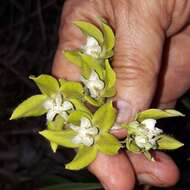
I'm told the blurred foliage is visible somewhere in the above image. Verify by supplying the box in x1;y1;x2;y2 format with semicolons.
0;0;189;190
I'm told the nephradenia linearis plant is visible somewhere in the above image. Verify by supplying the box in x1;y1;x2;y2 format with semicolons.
10;18;185;170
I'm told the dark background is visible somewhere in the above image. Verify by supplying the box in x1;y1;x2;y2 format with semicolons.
0;0;190;190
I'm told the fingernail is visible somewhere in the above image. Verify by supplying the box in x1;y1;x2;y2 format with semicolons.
116;100;133;123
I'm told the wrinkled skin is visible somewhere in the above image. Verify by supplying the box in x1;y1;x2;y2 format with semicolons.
52;0;190;189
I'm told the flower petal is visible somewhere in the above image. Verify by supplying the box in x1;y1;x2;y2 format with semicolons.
43;99;54;110
46;110;57;121
80;117;92;128
62;101;74;111
141;119;156;130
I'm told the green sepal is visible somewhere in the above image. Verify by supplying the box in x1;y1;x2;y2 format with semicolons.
47;115;65;131
157;135;184;150
93;102;117;132
137;109;185;122
101;22;115;51
74;21;104;44
60;81;84;99
143;151;153;161
39;129;79;148
63;50;82;67
96;134;121;155
102;59;116;97
69;99;90;113
125;138;140;153
67;111;92;126
50;142;58;153
10;95;47;120
80;54;104;79
29;75;59;97
65;146;97;170
84;96;104;107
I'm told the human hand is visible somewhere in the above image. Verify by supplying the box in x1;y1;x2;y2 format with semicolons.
52;0;190;189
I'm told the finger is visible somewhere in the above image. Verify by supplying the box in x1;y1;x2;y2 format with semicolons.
110;1;166;123
153;25;190;108
88;151;135;190
52;0;111;80
52;1;135;190
128;151;180;187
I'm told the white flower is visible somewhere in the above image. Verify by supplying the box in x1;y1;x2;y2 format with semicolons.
81;70;104;98
134;119;163;150
43;93;74;121
69;117;99;146
81;36;102;58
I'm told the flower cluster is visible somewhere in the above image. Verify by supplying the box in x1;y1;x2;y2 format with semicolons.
10;19;184;170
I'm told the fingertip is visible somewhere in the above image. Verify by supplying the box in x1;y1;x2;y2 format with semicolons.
128;151;180;187
88;151;135;190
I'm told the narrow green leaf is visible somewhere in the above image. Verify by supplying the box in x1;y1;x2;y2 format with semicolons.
74;21;104;44
60;81;84;98
30;75;59;97
10;95;47;120
101;22;115;51
63;50;82;67
39;130;79;148
66;146;97;170
96;134;121;155
103;59;116;97
137;109;185;122
67;111;92;126
157;135;184;150
37;182;102;190
93;102;117;132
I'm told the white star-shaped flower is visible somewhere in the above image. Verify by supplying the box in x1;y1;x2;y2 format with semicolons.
134;119;163;150
81;36;102;58
81;70;104;98
69;117;99;147
43;93;74;121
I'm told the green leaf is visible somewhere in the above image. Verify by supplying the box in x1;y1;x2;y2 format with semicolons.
30;75;59;97
137;109;185;122
63;50;82;67
74;21;104;44
10;95;47;120
60;81;84;98
93;102;117;132
157;135;184;150
67;111;92;126
96;134;121;155
37;183;102;190
39;130;79;148
103;59;116;97
84;96;104;107
101;22;115;51
80;54;104;79
66;146;97;170
69;99;90;113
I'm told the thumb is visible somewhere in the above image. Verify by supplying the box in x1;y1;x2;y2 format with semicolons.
112;1;165;123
